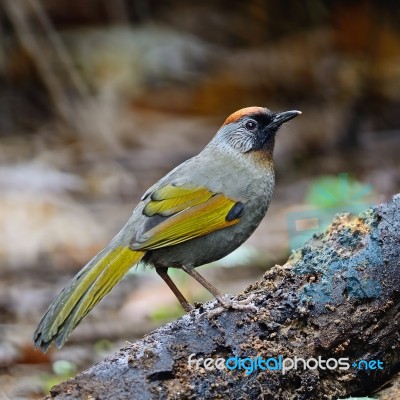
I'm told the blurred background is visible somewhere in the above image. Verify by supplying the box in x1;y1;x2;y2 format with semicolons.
0;0;399;398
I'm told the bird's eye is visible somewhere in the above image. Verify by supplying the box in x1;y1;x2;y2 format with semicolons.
245;120;257;131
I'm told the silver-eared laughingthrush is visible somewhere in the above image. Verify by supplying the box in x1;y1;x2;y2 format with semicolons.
34;106;301;351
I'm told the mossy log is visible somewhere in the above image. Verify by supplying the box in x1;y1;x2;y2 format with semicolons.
46;195;400;400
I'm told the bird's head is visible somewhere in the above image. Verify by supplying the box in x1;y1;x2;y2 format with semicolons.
210;107;301;157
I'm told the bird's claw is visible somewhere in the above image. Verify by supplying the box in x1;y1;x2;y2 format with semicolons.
198;294;258;319
217;293;258;312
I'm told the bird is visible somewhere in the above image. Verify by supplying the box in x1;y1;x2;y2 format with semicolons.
33;106;301;351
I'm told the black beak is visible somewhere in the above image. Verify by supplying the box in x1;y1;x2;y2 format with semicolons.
271;110;302;126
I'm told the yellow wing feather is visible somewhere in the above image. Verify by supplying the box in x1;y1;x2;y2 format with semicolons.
144;185;213;217
133;191;241;250
151;184;202;200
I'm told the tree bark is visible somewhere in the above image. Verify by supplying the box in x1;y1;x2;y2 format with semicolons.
46;194;400;400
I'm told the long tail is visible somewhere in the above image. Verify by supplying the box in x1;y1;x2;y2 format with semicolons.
34;244;145;351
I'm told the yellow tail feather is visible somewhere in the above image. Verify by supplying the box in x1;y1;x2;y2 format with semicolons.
34;247;145;351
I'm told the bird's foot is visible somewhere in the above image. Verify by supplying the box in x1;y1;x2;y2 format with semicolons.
199;294;257;319
216;293;258;311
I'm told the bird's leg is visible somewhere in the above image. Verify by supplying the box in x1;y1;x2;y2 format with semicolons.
156;268;193;312
180;265;257;312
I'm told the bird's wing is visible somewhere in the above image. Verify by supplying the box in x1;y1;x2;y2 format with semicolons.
131;184;245;250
